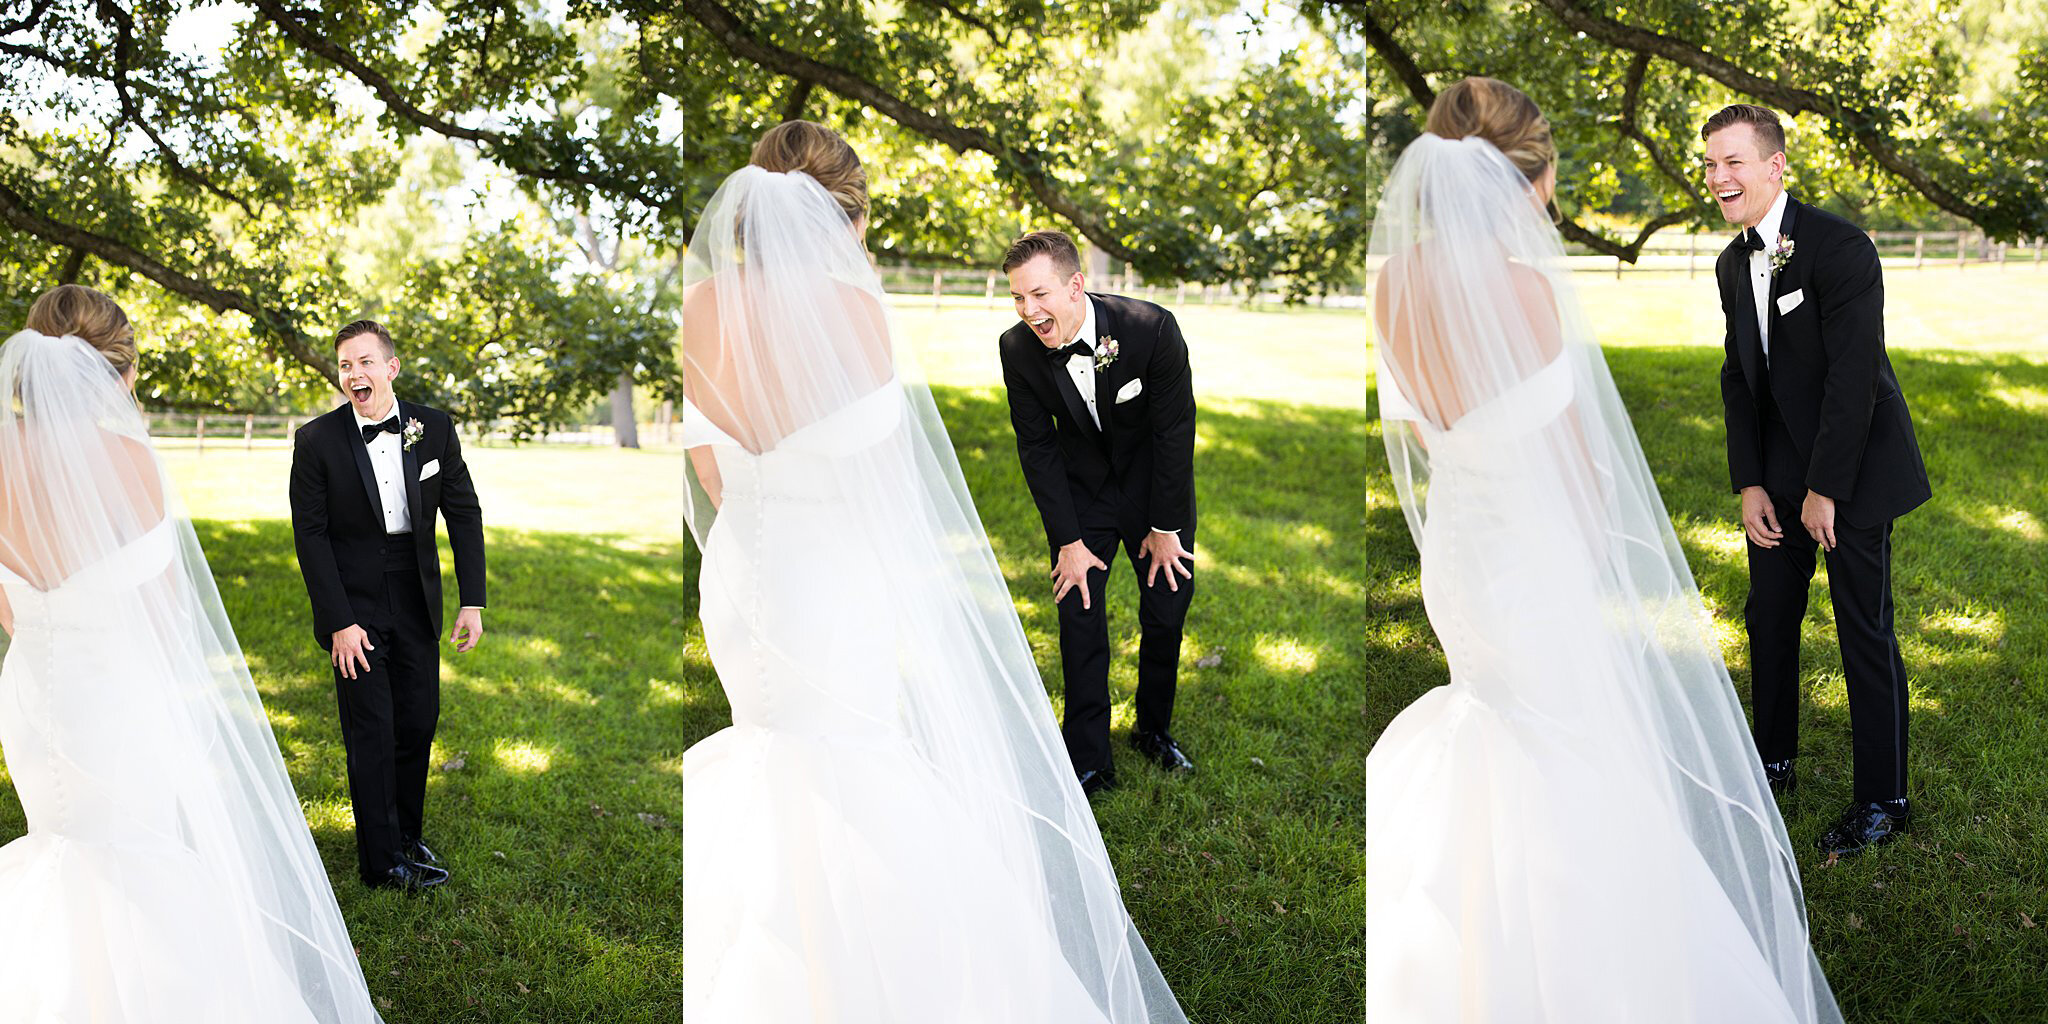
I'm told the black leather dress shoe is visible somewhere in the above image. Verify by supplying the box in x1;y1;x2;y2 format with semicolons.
1763;759;1796;796
1818;800;1910;856
404;837;442;867
1077;768;1118;796
368;859;450;892
1130;730;1194;774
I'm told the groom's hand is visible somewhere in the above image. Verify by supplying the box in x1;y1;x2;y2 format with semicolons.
1051;540;1108;610
1140;531;1195;592
1740;486;1783;549
331;625;374;680
450;607;484;653
1801;490;1838;551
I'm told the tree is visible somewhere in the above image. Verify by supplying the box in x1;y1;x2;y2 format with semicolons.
0;0;682;434
672;0;1379;297
1330;0;2048;256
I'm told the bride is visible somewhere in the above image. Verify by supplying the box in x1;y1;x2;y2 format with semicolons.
1365;79;1841;1022
682;121;1184;1022
0;285;382;1022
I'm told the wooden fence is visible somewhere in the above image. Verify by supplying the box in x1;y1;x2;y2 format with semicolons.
142;402;681;452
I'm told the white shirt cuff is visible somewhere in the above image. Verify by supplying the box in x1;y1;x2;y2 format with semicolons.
1150;527;1179;536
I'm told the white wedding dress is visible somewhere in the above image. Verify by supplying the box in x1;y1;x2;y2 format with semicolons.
1367;359;1807;1021
683;386;1110;1021
0;327;382;1023
0;523;324;1021
1365;134;1837;1023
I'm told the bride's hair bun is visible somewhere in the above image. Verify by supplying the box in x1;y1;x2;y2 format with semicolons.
1425;77;1557;185
26;284;136;374
750;120;871;227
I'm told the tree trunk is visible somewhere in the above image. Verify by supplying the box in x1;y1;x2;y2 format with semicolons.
609;370;640;449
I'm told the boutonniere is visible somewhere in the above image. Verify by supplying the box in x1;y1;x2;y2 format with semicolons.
402;417;425;452
1769;236;1795;276
1093;334;1120;372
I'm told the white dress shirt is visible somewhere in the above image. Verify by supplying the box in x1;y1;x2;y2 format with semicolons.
353;404;412;535
1063;298;1101;429
1749;189;1790;364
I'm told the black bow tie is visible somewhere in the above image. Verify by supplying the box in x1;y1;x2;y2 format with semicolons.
1737;227;1767;252
1047;338;1092;364
361;416;402;444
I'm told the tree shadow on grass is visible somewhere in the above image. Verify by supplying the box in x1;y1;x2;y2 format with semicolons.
4;521;688;1023
682;383;1374;1021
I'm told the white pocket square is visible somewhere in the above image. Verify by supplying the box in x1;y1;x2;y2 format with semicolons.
1115;379;1144;404
418;459;440;482
1776;289;1805;315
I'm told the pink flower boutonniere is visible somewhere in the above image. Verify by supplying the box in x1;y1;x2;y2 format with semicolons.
402;417;425;452
1769;236;1796;276
1094;334;1120;372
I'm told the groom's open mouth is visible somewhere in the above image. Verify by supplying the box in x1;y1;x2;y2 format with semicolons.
1716;188;1744;209
348;381;374;406
1029;316;1056;342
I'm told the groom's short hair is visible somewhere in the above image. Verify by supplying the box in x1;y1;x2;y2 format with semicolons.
1701;104;1787;158
1002;230;1082;278
335;320;395;359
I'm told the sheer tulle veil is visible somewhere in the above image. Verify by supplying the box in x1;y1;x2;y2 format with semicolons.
0;328;381;1021
1370;133;1840;1021
684;165;1185;1020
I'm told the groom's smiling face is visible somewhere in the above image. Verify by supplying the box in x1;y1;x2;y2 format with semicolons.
1703;123;1786;228
1008;254;1088;349
336;332;400;421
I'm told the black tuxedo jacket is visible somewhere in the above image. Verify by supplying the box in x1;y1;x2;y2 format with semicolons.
1716;195;1931;528
290;400;486;648
999;292;1197;548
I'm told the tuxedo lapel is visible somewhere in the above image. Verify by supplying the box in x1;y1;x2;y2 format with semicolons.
398;401;424;532
1049;358;1100;440
1727;253;1766;395
1091;296;1118;445
1766;197;1803;352
343;407;383;521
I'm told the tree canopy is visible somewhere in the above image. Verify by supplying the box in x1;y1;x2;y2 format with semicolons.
1338;0;2048;258
1;0;682;430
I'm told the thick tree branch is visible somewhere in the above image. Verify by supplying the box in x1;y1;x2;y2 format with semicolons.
246;0;667;213
0;0;54;36
0;181;337;383
1352;6;1434;108
1615;53;1704;202
57;248;85;285
95;0;260;217
1527;0;1989;228
781;79;814;122
683;0;1144;264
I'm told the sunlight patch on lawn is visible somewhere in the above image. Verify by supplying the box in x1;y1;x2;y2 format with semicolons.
1677;518;1745;564
494;740;557;775
1988;383;2048;415
265;707;300;732
301;798;355;833
1921;606;2007;644
1255;635;1321;674
645;678;688;706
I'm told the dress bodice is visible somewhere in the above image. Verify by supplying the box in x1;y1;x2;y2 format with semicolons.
684;383;907;506
0;518;176;635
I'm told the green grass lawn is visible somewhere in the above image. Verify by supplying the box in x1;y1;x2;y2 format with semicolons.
2;443;687;1022
1369;266;2048;1020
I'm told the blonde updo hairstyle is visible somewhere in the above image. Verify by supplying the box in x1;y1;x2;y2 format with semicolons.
749;120;871;227
1425;77;1558;193
26;284;136;375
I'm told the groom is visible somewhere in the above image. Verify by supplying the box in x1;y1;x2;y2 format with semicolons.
290;320;487;890
999;230;1197;795
1705;105;1931;855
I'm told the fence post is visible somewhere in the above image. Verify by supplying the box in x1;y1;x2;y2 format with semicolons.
1614;256;1622;281
931;270;943;313
286;417;296;440
1957;230;1968;268
1687;231;1698;280
1914;232;1925;268
244;413;255;450
196;414;206;455
1176;281;1186;304
984;271;997;308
